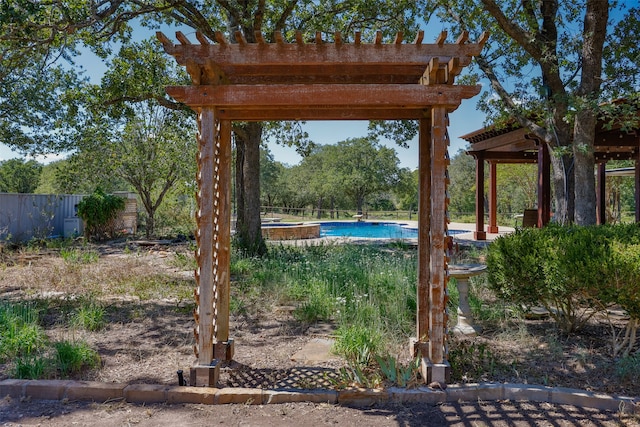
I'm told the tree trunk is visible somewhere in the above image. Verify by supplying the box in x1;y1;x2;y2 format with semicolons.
573;0;608;225
146;210;155;238
235;136;245;235
573;113;597;225
235;123;266;256
330;196;335;219
316;196;323;219
549;153;574;224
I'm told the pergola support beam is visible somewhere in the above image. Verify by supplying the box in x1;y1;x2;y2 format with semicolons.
597;162;607;224
537;142;551;227
473;153;486;240
191;109;233;388
488;162;498;233
166;84;480;111
425;107;450;383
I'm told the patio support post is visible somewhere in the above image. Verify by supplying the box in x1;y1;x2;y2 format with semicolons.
190;109;233;387
488;162;498;233
474;153;486;240
537;142;551;227
425;107;450;383
413;117;431;364
636;151;640;223
213;119;233;361
597;162;606;224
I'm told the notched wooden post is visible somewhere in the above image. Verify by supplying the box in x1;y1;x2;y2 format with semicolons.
190;110;233;387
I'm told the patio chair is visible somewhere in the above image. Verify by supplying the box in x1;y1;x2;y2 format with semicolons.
521;209;539;228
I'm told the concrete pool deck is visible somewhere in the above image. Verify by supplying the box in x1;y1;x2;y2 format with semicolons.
263;221;514;246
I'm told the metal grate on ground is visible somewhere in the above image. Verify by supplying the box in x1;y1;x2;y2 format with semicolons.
218;366;340;390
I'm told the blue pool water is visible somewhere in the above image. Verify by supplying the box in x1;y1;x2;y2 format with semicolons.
319;222;469;239
321;222;416;238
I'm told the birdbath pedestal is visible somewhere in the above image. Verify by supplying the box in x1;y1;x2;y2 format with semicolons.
449;264;487;336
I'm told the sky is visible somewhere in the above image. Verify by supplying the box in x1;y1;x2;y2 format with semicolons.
0;23;486;170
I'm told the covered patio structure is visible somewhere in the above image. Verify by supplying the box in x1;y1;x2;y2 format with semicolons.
157;28;486;386
461;115;640;240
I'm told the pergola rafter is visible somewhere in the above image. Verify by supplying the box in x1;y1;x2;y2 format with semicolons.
157;29;486;387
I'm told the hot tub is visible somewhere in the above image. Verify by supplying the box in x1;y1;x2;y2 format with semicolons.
261;223;320;240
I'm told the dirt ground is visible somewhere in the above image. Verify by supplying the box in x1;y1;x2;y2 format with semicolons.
1;240;639;426
1;396;639;426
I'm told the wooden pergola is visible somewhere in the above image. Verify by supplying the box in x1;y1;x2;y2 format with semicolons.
462;115;640;239
157;29;486;387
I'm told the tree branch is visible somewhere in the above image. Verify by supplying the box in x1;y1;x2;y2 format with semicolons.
476;55;555;143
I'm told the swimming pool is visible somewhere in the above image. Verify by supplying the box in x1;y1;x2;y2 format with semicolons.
318;222;467;239
319;222;419;239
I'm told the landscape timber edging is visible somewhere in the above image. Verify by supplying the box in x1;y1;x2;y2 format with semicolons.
1;379;639;414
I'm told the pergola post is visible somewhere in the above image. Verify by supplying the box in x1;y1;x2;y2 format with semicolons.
488;162;498;233
636;151;640;223
413;118;431;363
424;107;450;383
537;142;551;227
597;162;607;224
190;109;233;387
474;153;486;240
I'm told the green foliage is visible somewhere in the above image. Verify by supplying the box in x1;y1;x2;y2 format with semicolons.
0;302;48;363
332;324;382;367
449;340;497;382
14;355;49;379
76;188;125;240
60;248;99;264
375;354;420;387
293;279;335;323
70;301;106;332
487;224;640;339
1;300;102;379
230;243;416;364
54;340;100;377
614;353;640;384
448;149;477;216
0;158;42;193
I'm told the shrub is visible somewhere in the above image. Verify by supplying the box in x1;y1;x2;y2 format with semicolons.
487;223;640;339
77;188;125;241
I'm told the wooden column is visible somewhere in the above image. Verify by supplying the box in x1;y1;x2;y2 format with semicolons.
213;119;233;360
488;162;498;233
414;118;431;360
537;142;551;227
636;151;640;223
596;162;606;225
474;153;486;240
426;107;450;383
190;110;233;387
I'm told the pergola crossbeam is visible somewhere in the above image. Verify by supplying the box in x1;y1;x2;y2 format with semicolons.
165;84;480;111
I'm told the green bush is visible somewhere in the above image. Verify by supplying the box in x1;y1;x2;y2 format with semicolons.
77;188;125;240
487;223;640;340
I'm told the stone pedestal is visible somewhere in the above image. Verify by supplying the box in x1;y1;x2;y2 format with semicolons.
449;264;487;336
